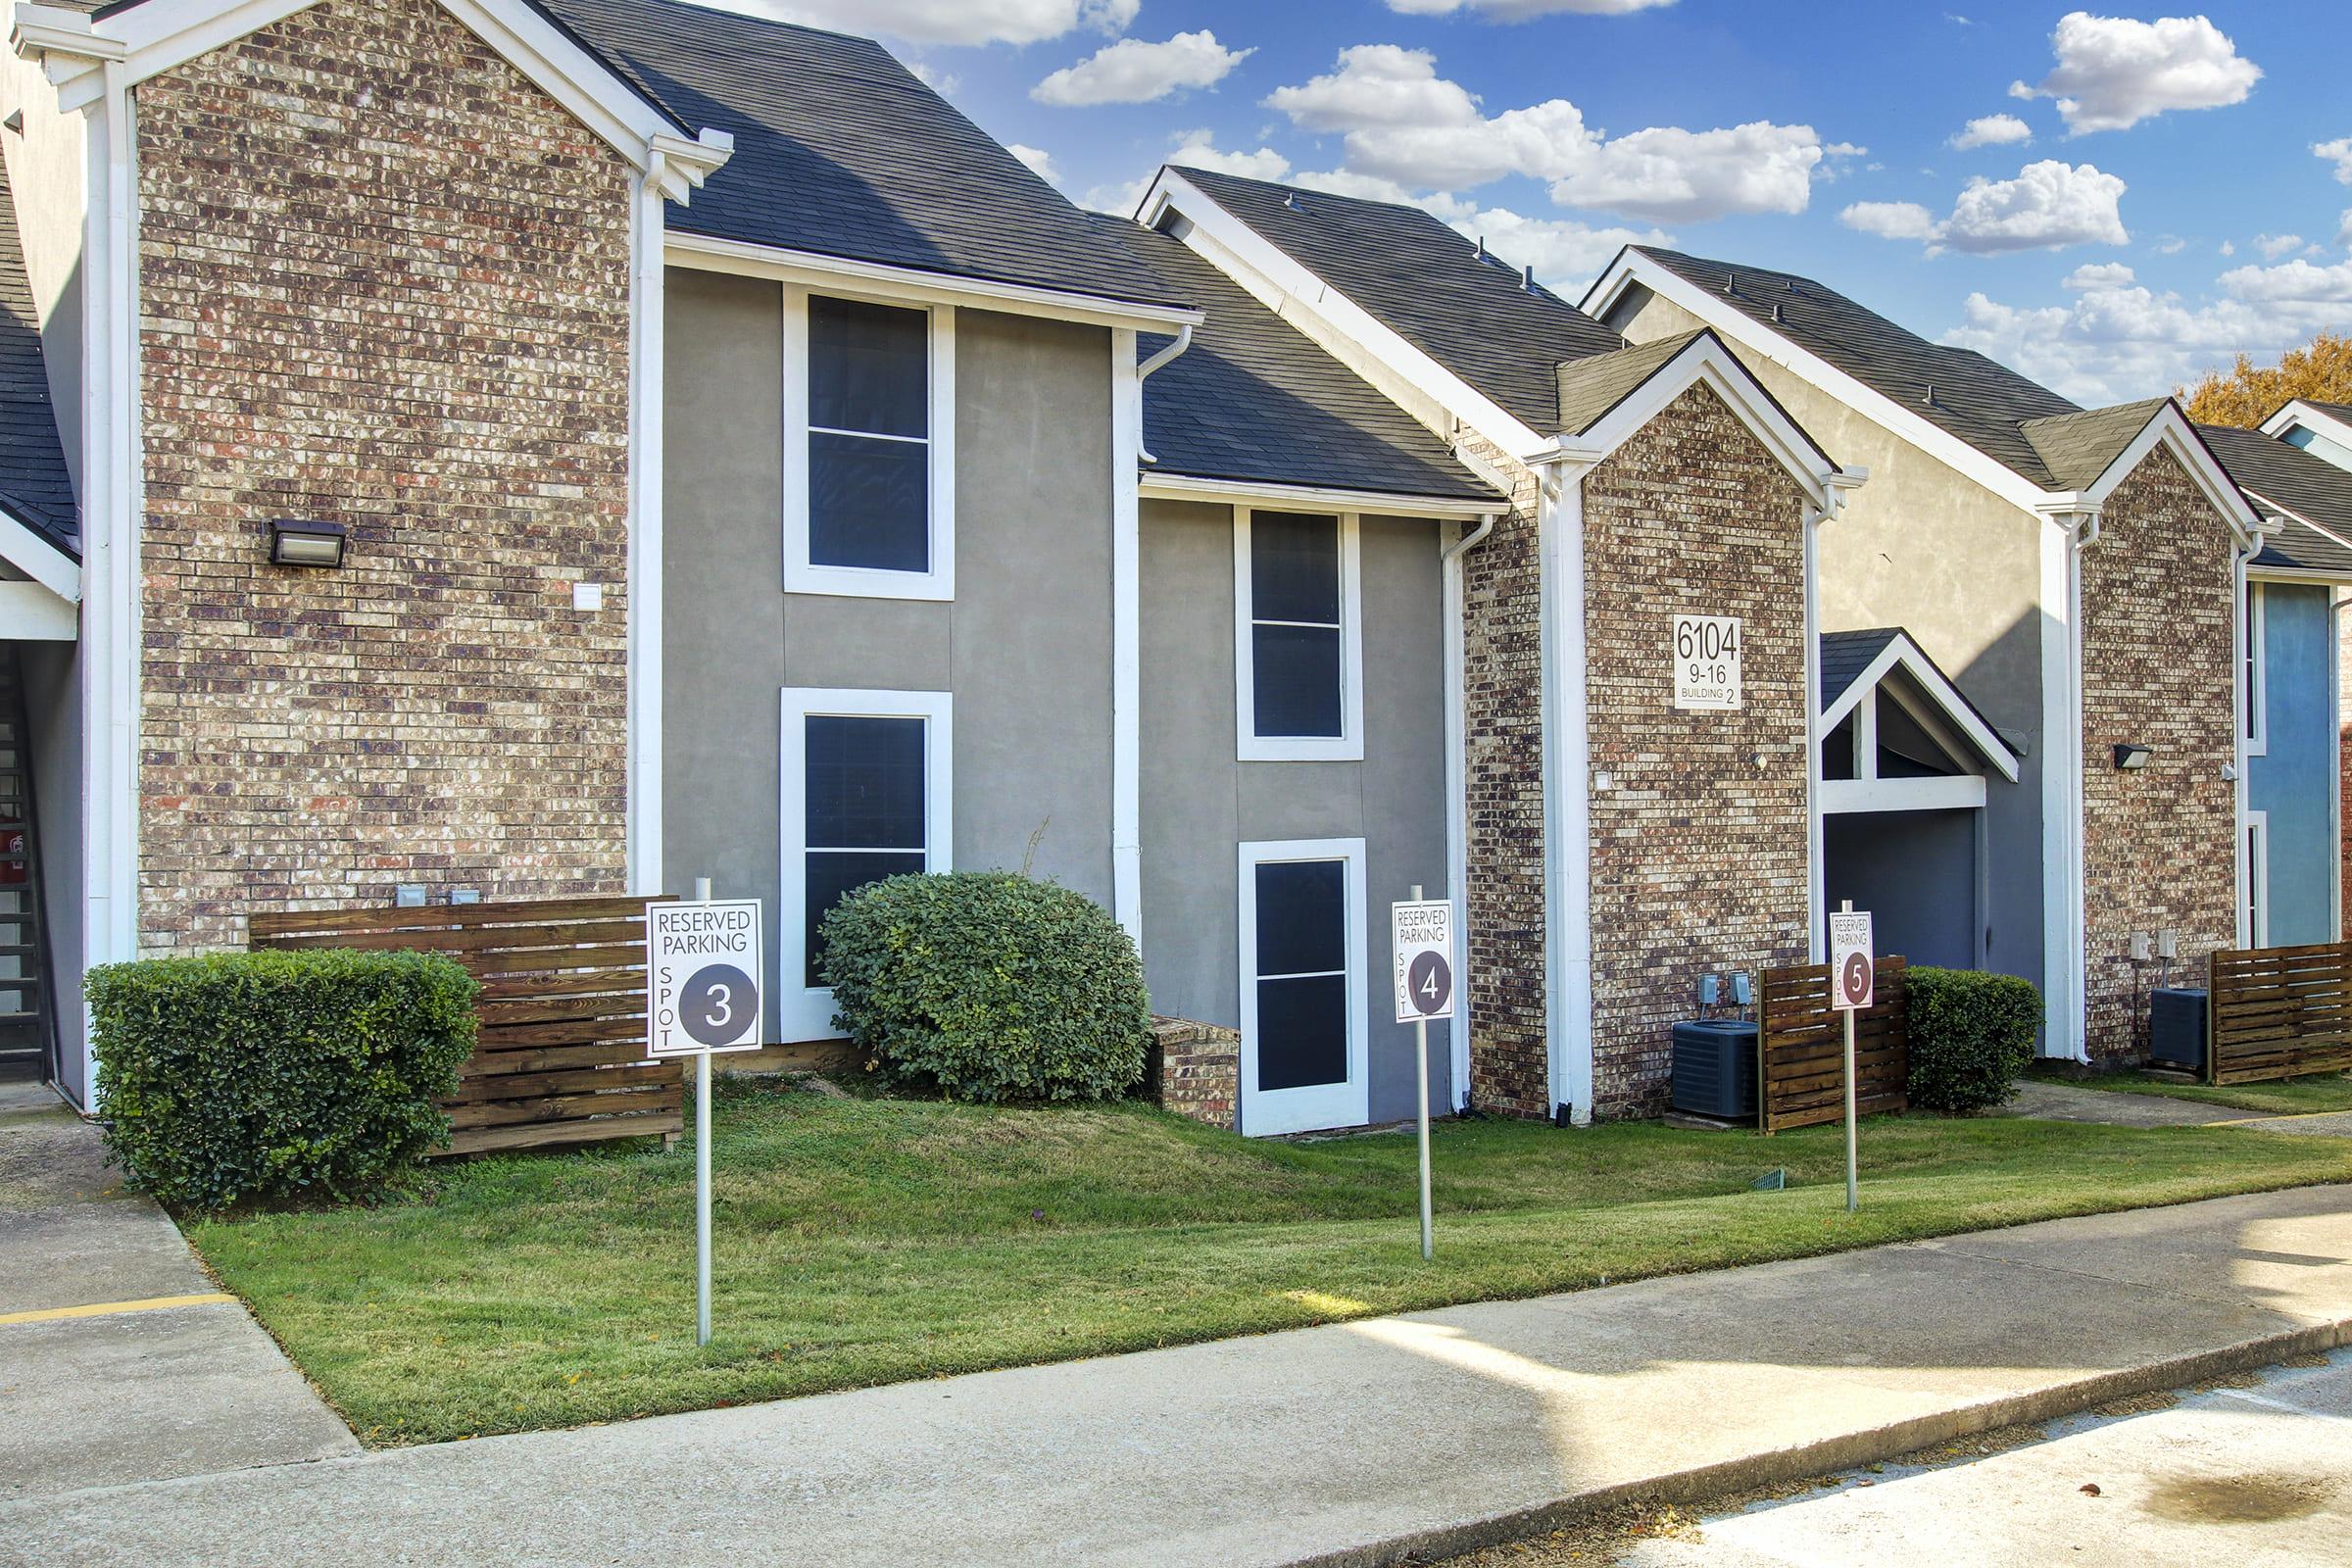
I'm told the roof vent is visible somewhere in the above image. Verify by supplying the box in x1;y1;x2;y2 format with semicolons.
1283;192;1302;211
1923;382;1936;406
1475;235;1486;261
1523;264;1536;292
1771;302;1785;324
1787;278;1797;292
1724;272;1738;295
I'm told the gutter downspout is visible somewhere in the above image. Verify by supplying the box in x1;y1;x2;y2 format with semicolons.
1530;455;1594;1125
1804;469;1868;962
2039;500;2101;1061
1132;324;1191;468
1440;511;1498;1110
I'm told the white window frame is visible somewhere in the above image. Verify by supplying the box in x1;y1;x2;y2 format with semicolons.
1238;837;1370;1136
2244;808;2269;950
1234;508;1365;762
782;285;956;602
2243;581;2268;758
779;687;955;1041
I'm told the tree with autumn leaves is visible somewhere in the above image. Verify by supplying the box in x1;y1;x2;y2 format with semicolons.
2181;331;2352;427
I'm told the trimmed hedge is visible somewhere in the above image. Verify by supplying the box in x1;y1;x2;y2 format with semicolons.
89;949;478;1209
821;871;1150;1102
1906;965;2042;1113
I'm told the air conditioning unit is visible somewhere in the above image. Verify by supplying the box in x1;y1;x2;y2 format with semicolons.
1671;1019;1760;1119
2149;988;2209;1071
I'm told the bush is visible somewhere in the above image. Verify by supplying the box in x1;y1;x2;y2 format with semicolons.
1906;965;2041;1113
821;871;1150;1102
89;949;479;1209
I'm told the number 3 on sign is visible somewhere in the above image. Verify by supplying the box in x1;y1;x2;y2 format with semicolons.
1672;613;1742;712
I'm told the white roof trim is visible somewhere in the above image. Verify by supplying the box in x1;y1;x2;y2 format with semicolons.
1820;630;2020;783
1142;167;1550;460
0;504;76;601
1138;471;1499;519
2075;404;2262;546
14;0;732;198
2235;484;2352;579
1586;250;2055;515
1531;331;1854;509
667;229;1201;332
2262;398;2352;451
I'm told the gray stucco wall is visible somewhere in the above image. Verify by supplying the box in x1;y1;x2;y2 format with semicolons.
662;268;1115;1032
20;638;81;1101
1607;286;2045;993
1824;809;1978;971
2249;582;2336;945
1139;497;1452;1127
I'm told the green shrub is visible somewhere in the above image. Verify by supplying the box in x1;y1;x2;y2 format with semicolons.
821;871;1150;1102
89;949;479;1209
1906;965;2042;1113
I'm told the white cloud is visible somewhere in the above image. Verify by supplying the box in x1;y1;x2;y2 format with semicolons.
906;61;959;95
1386;0;1675;14
2319;137;2352;186
1007;144;1060;184
1084;129;1292;215
1841;161;2127;255
1031;30;1252;107
715;0;1137;46
2220;240;2235;256
1262;45;1834;221
2009;12;2260;135
2153;235;2186;256
2341;211;2352;250
2254;233;2307;262
1946;257;2352;405
1446;207;1673;289
2064;261;2135;289
1949;114;2033;151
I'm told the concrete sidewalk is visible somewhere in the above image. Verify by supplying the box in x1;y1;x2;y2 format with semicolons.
3;1184;2348;1568
0;1083;357;1499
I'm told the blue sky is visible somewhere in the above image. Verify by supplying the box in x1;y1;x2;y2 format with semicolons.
726;2;2352;407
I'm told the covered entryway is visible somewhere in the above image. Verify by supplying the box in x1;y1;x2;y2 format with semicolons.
1819;629;2021;972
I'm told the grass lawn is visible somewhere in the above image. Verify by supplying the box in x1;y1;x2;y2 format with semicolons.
188;1078;2352;1446
2052;1066;2352;1116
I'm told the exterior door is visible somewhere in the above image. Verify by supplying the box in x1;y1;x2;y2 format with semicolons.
1239;838;1369;1135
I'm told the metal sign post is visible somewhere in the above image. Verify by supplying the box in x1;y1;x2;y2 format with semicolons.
648;880;764;1346
1392;887;1455;1260
1828;902;1874;1214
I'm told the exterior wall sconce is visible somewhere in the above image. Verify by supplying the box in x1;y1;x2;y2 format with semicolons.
269;517;348;568
2113;744;2152;771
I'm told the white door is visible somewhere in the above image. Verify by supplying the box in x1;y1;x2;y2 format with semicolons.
1239;838;1369;1135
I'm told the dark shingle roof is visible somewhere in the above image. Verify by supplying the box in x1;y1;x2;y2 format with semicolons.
1820;628;1902;710
1169;168;1624;432
2199;423;2352;578
541;0;1185;312
1629;247;2085;488
2018;399;2168;491
0;159;75;559
1107;223;1492;504
1554;331;1707;436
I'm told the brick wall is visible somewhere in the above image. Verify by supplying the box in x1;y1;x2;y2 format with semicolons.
134;0;635;952
1147;1015;1239;1130
2079;447;2239;1059
1581;383;1813;1118
1454;430;1552;1118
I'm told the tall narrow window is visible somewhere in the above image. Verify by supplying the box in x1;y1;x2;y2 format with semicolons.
1235;510;1362;760
780;689;953;1039
2243;583;2267;755
1239;838;1368;1135
785;291;955;600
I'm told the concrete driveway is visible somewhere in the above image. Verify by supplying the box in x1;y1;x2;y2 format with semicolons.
0;1082;356;1499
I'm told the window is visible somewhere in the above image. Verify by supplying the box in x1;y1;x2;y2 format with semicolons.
1235;509;1363;761
785;290;955;600
2245;811;2269;949
780;688;952;1039
2243;583;2267;756
1238;838;1368;1135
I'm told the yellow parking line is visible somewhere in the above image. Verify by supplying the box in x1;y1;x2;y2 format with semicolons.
0;1292;235;1327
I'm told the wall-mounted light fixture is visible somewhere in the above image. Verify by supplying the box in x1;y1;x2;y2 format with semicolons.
268;517;348;569
2113;744;2153;771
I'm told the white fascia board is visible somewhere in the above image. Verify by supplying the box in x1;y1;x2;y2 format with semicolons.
0;507;79;601
1139;472;1499;519
2263;399;2352;451
1142;168;1548;461
0;576;74;637
1529;333;1850;508
2250;564;2352;586
1586;251;2052;516
1819;632;2021;783
667;230;1200;333
16;0;735;196
1820;776;1987;813
2080;405;2263;548
2238;488;2352;582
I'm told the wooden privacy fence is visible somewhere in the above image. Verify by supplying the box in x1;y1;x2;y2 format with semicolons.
2206;943;2352;1086
250;894;682;1157
1756;956;1909;1135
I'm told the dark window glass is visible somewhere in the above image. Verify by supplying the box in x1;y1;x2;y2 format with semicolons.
1251;624;1344;738
809;432;928;572
805;851;927;986
1256;974;1348;1091
805;715;926;848
1254;859;1346;977
1250;512;1341;624
809;296;927;438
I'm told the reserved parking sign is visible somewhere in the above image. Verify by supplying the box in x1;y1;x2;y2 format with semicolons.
648;900;764;1057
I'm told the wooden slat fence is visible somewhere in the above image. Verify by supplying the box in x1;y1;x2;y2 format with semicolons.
1756;956;1909;1135
2207;943;2352;1086
251;894;682;1156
